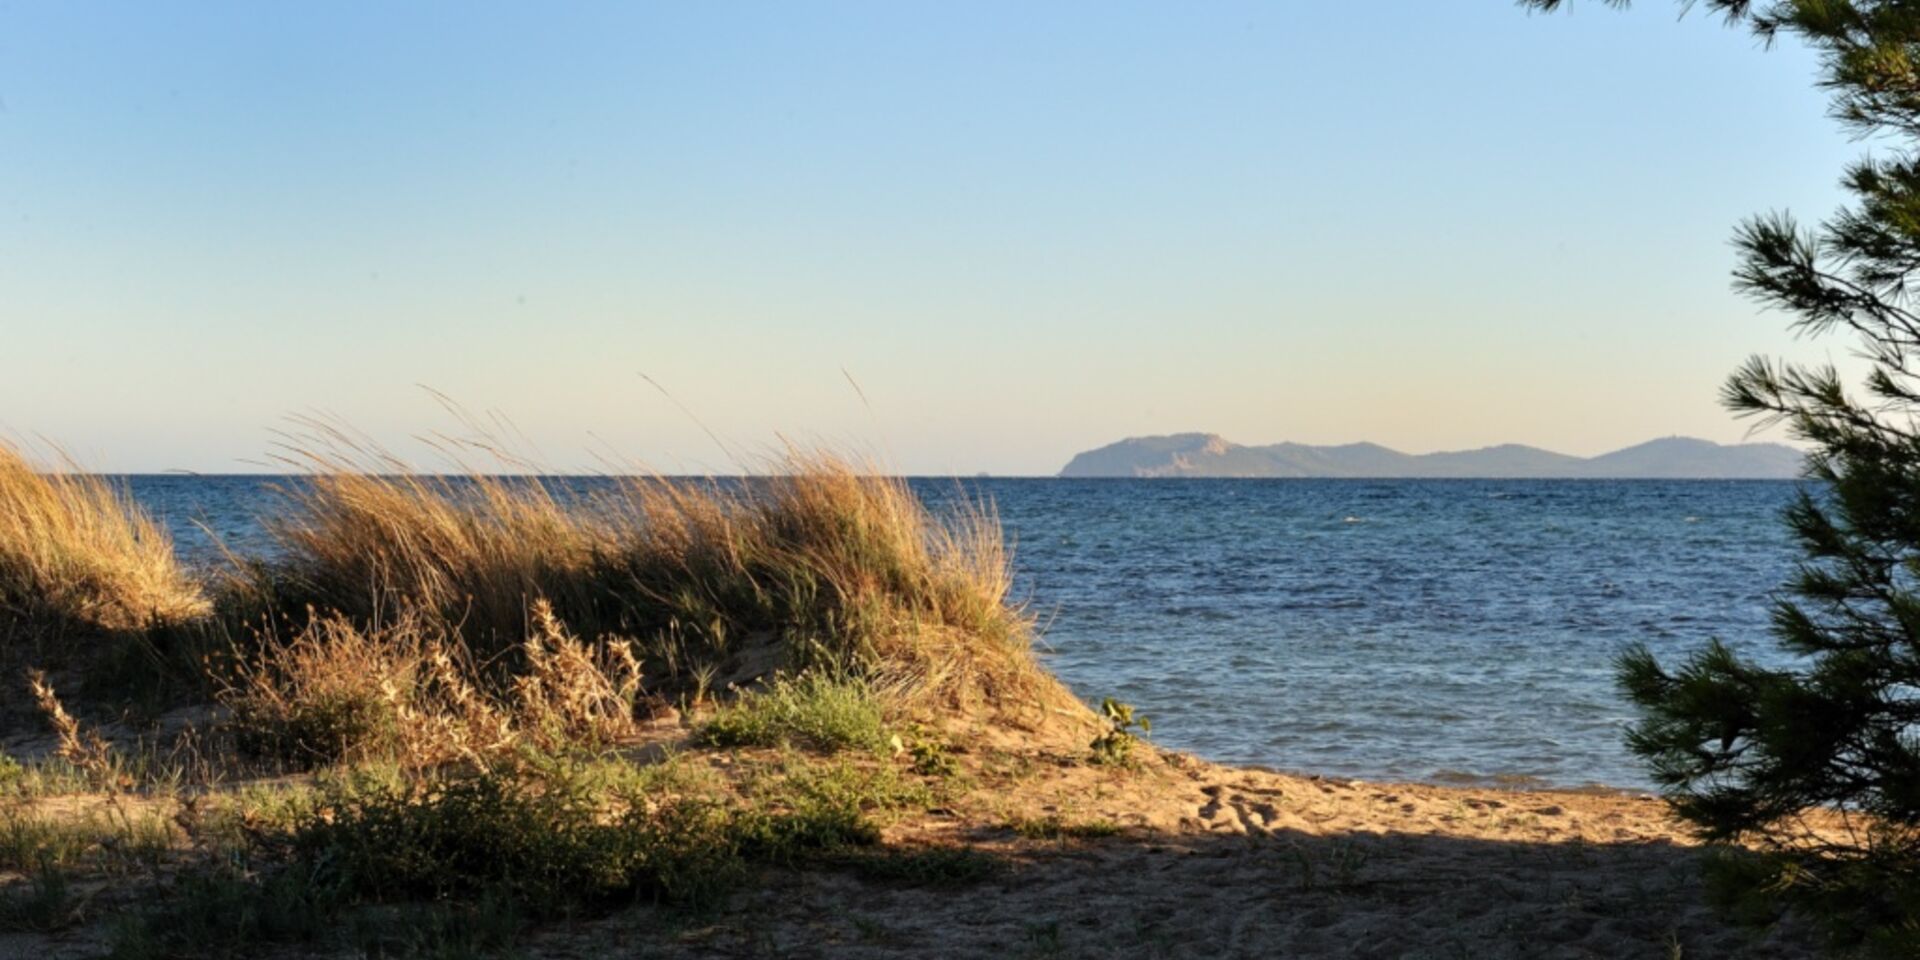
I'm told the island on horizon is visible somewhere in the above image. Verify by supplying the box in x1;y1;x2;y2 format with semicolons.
1059;433;1804;479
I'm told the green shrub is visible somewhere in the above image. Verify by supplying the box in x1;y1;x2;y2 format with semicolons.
288;771;649;917
114;753;935;956
283;762;901;917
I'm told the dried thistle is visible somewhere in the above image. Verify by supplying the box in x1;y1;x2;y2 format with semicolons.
28;669;117;787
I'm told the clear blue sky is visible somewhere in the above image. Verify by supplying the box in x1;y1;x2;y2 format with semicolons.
0;1;1861;474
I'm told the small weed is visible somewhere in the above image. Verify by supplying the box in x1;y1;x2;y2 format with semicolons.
1282;840;1370;893
1328;839;1369;888
29;671;119;789
834;845;1002;887
700;672;888;754
1286;842;1316;891
0;759;92;801
850;914;898;944
0;805;175;874
1009;814;1122;841
343;890;528;959
0;859;75;933
1663;932;1685;960
1088;697;1149;767
908;738;959;778
1022;918;1065;957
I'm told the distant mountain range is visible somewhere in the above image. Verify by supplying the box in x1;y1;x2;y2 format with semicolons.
1059;434;1805;479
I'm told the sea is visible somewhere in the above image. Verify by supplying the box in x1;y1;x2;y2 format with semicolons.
125;476;1802;792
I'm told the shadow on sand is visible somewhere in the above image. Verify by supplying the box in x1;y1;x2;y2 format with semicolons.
556;823;1821;960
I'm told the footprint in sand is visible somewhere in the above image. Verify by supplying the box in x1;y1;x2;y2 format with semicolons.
1197;784;1282;834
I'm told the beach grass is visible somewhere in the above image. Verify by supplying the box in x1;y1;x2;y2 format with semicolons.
0;439;205;641
250;426;1065;719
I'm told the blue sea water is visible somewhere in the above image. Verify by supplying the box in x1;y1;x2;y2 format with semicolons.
125;476;1801;791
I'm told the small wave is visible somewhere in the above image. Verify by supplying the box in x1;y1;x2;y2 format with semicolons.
1429;770;1559;790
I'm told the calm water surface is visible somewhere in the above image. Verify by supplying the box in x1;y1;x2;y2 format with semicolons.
126;476;1801;791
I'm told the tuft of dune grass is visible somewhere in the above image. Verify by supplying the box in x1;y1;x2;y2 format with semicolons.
255;423;1072;719
0;439;205;636
599;451;1057;712
257;417;603;653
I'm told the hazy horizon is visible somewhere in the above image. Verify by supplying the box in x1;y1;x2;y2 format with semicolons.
3;2;1864;474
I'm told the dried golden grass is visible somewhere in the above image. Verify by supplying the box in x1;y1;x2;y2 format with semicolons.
219;601;652;769
220;610;478;766
511;599;647;752
608;452;1057;713
27;670;115;784
259;418;602;650
258;425;1072;719
0;440;205;634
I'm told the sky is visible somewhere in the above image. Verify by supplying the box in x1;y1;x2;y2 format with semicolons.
0;1;1871;474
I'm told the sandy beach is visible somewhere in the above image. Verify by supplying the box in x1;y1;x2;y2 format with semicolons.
0;706;1827;960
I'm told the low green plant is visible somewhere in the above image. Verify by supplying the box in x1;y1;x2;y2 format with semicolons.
286;759;916;917
187;781;326;862
287;770;650;917
0;805;174;874
908;738;959;778
765;756;929;814
0;758;92;801
1008;814;1121;841
700;672;889;754
1088;697;1149;766
0;811;92;872
737;757;927;865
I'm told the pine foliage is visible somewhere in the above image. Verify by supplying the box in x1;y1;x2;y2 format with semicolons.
1524;0;1920;948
